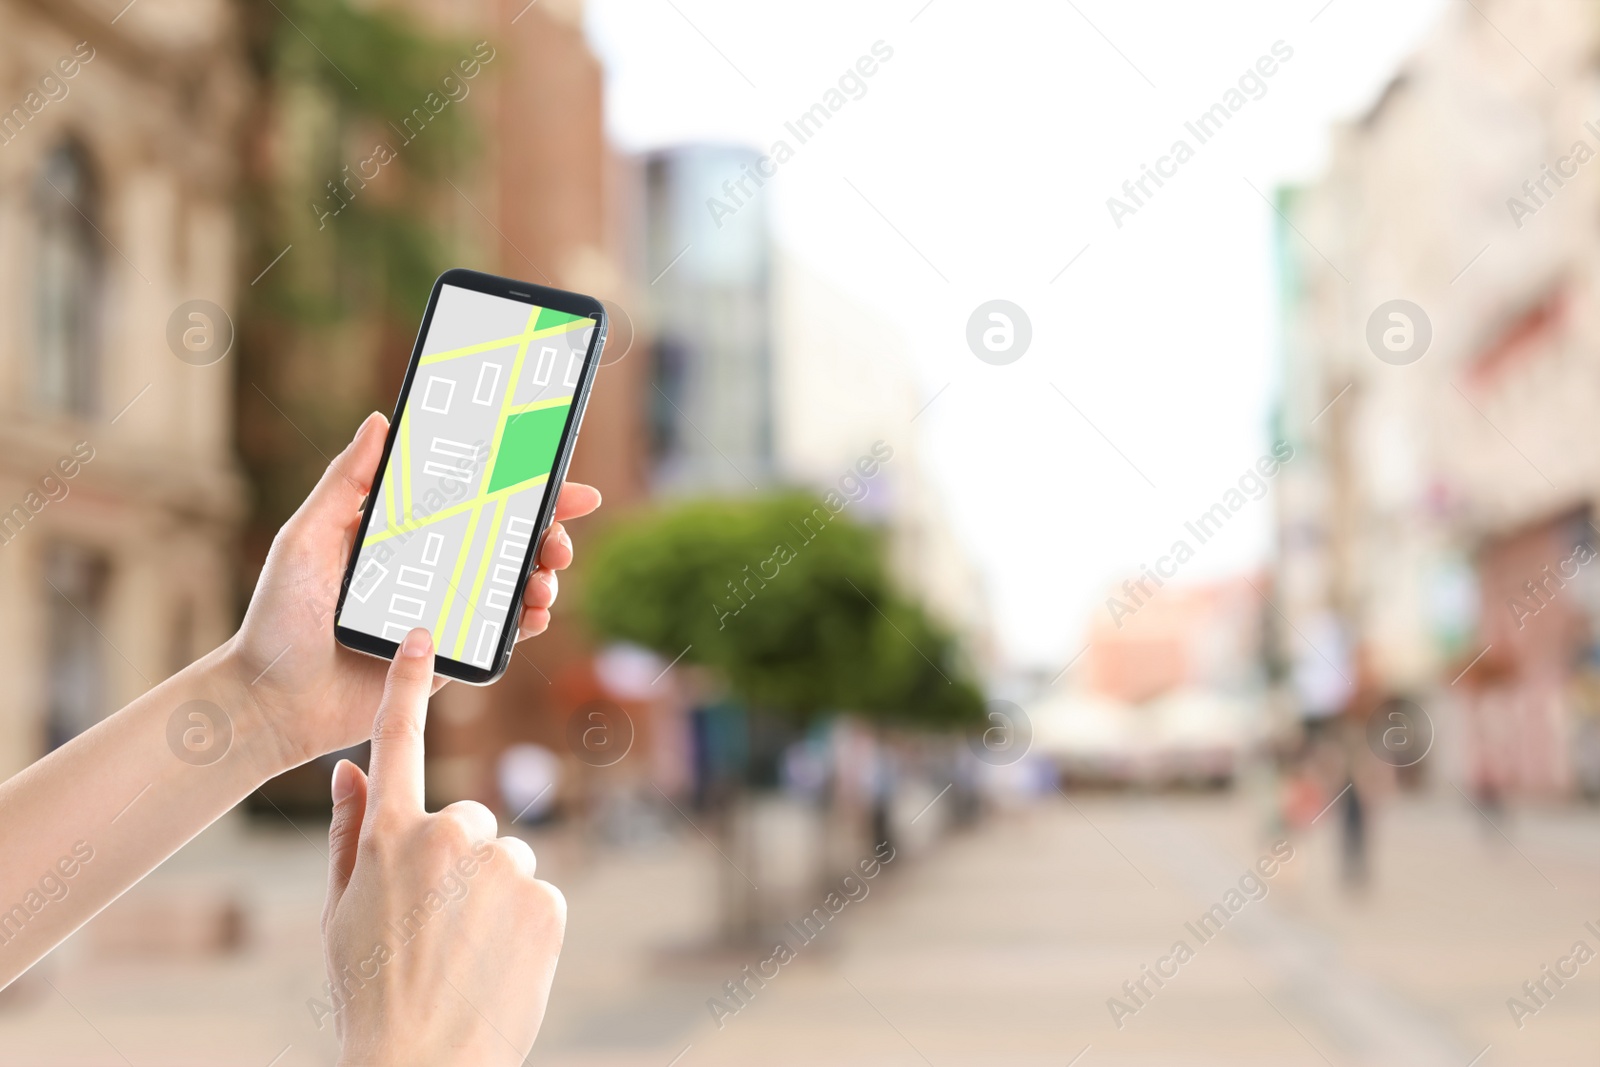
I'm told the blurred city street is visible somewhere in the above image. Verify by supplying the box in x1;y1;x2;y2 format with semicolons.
6;0;1600;1061
3;787;1595;1066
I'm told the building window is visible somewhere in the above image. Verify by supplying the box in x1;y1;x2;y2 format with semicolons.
650;335;689;464
34;141;102;417
44;543;110;751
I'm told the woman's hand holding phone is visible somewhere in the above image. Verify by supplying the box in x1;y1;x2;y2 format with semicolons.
321;628;565;1065
0;411;596;992
224;411;601;776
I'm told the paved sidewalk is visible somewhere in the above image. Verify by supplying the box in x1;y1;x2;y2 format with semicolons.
1;792;1596;1066
536;793;1599;1067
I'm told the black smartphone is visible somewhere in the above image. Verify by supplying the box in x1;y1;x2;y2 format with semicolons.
333;268;607;684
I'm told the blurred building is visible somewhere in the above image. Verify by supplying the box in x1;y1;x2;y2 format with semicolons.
772;254;991;660
607;150;993;832
0;1;247;778
230;0;657;811
635;147;987;641
642;144;775;492
1084;576;1263;705
232;1;985;812
1024;577;1261;788
1275;0;1600;796
399;0;660;806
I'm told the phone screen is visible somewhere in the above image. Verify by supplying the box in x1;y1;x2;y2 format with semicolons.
337;283;596;669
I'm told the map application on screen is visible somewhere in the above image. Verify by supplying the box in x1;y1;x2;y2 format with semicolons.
338;284;594;667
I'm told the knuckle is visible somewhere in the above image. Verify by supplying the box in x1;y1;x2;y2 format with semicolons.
327;819;358;856
426;811;472;845
387;653;434;684
422;815;479;864
442;800;498;838
476;837;521;876
410;823;470;876
450;799;494;821
370;709;423;748
266;518;310;568
479;835;515;864
323;453;365;497
526;879;568;930
364;805;413;842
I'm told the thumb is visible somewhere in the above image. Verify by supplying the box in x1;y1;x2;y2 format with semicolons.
291;411;388;544
324;758;369;919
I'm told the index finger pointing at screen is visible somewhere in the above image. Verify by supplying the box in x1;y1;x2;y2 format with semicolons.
365;627;435;815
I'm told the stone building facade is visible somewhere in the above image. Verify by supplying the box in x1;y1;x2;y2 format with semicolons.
0;0;248;779
1276;0;1600;795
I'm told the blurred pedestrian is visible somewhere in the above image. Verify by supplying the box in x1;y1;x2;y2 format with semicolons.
1291;610;1355;748
1454;643;1518;823
1333;643;1395;892
499;743;563;825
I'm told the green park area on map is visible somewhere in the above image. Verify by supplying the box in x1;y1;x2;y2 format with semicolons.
487;402;572;493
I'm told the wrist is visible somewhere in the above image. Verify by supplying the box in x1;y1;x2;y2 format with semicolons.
204;636;300;781
338;1039;511;1067
337;1037;491;1067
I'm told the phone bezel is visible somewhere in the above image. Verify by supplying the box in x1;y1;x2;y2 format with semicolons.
333;267;607;685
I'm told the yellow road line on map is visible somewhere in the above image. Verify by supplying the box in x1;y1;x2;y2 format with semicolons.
360;474;548;548
528;318;593;340
454;496;508;660
419;317;589;366
419;334;524;366
483;306;541;487
506;395;574;417
434;503;484;646
398;409;412;521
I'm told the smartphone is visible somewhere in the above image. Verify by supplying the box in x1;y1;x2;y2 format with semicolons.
334;268;607;684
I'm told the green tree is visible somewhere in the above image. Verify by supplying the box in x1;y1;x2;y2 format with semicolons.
583;493;984;732
236;0;476;545
586;494;982;944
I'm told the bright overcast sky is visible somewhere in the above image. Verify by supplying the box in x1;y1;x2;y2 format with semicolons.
585;0;1450;672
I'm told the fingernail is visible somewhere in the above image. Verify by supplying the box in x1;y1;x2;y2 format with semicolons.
331;759;357;802
400;628;432;658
